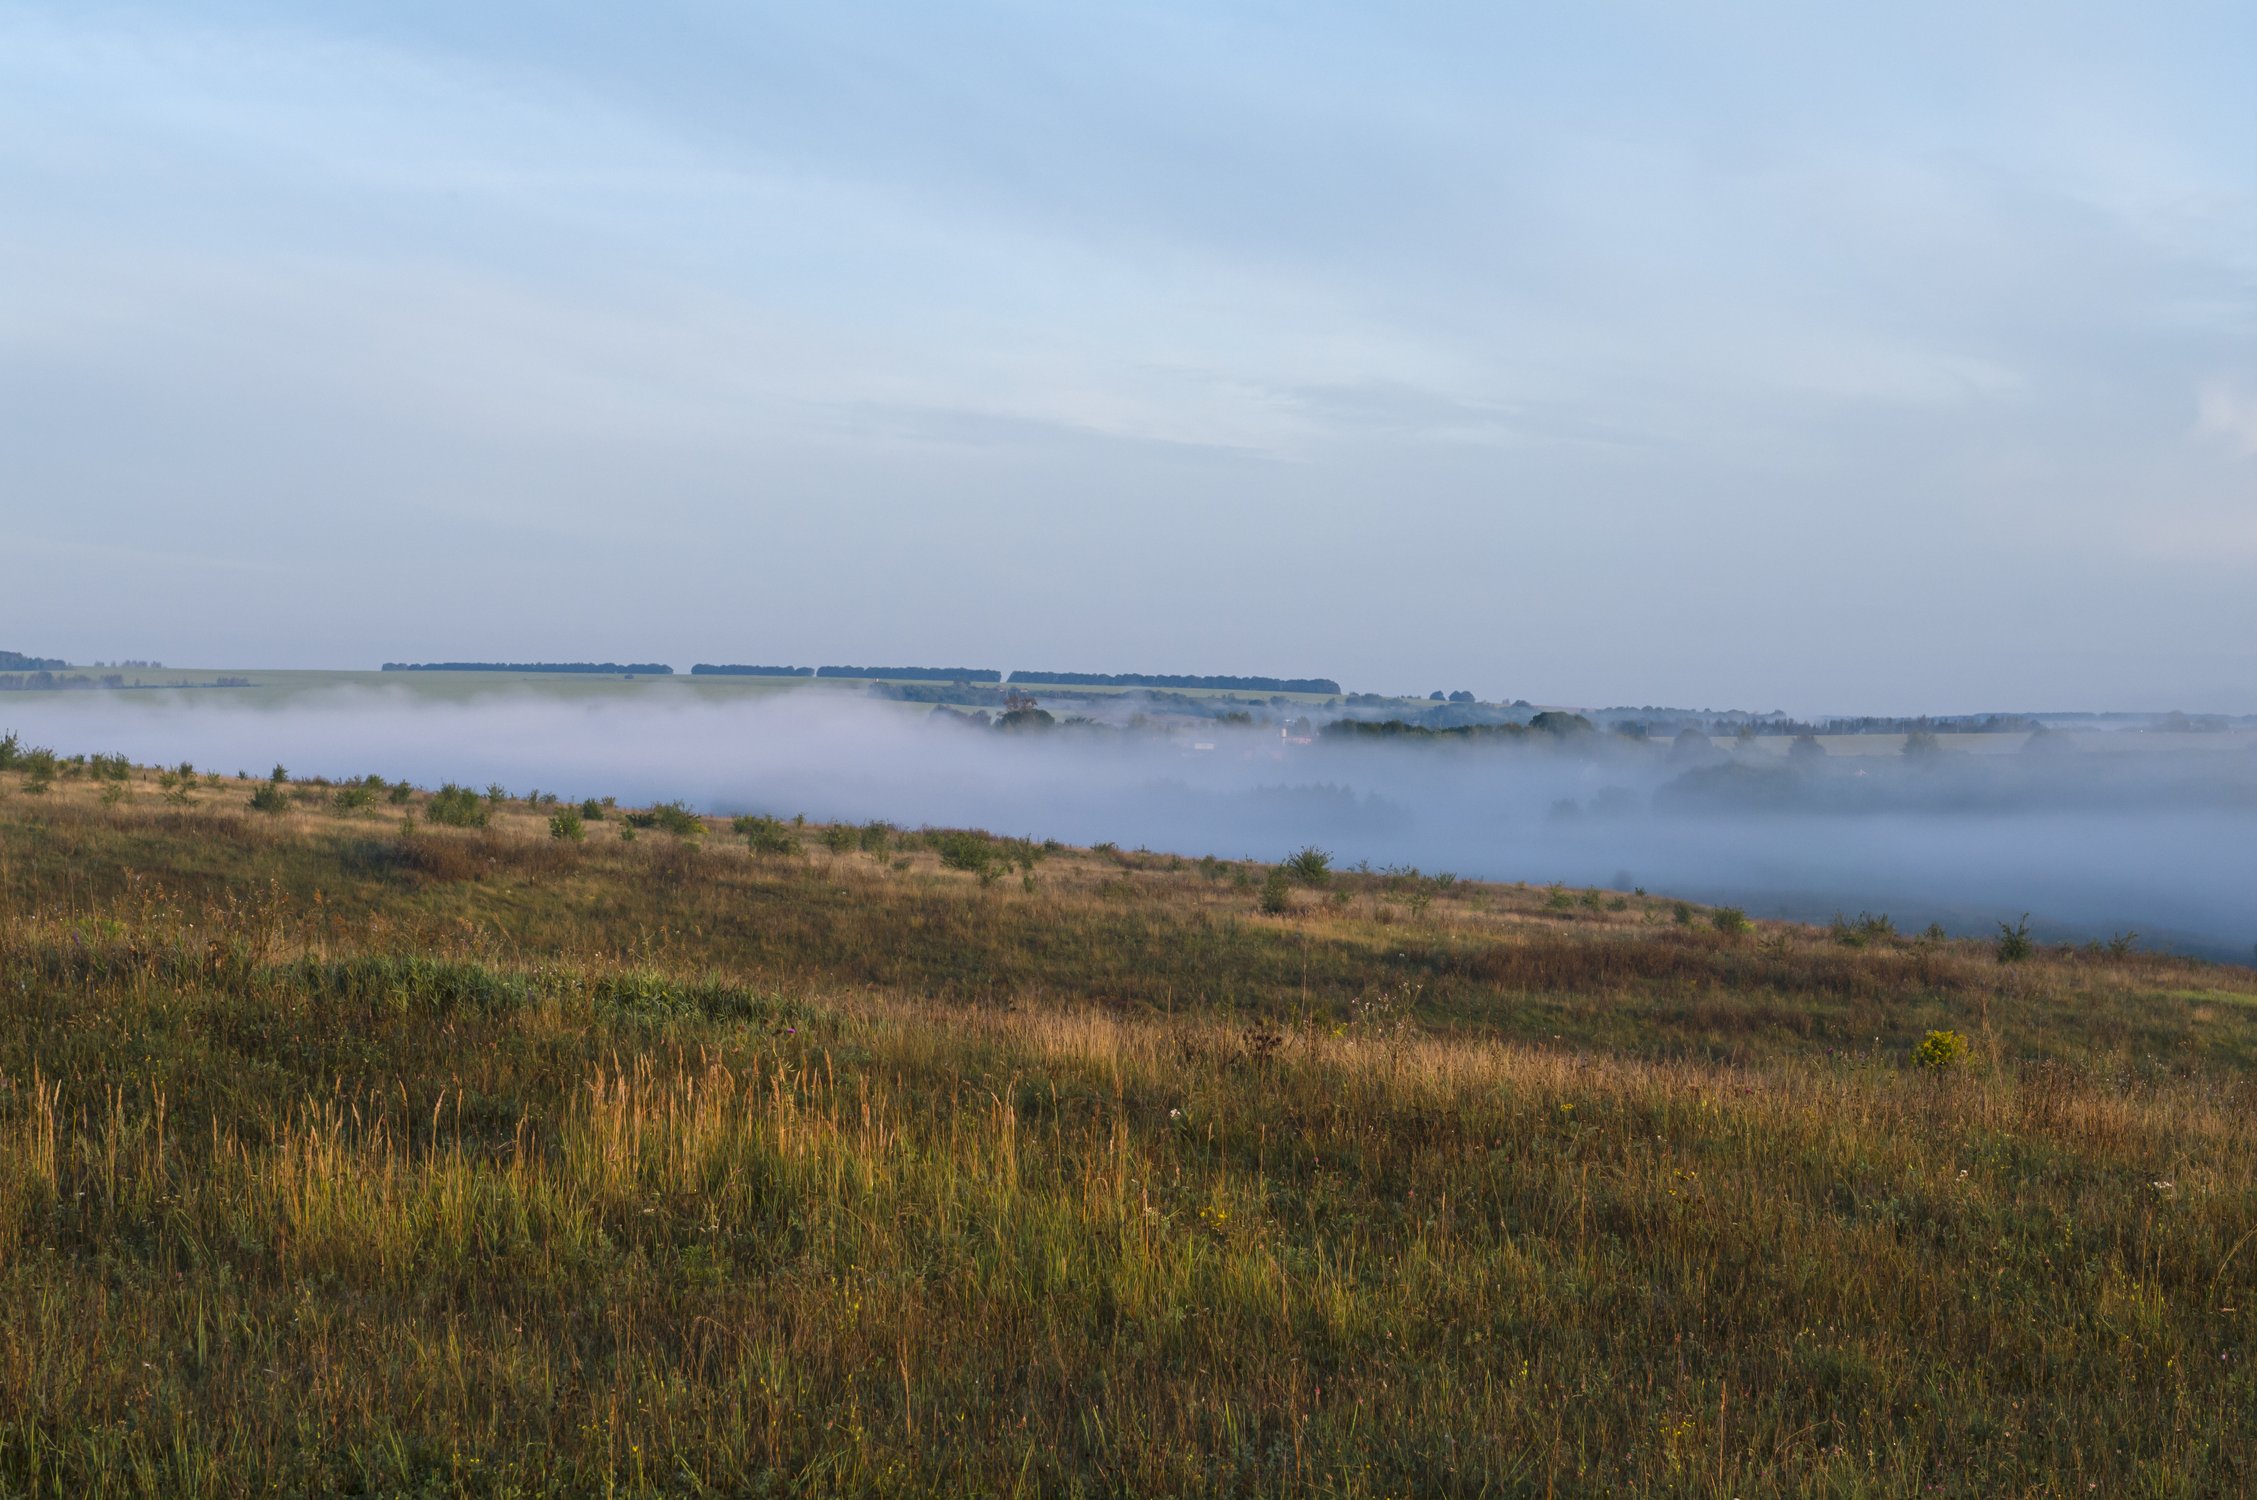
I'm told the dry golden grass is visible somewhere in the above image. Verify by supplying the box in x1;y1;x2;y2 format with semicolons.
0;764;2251;1494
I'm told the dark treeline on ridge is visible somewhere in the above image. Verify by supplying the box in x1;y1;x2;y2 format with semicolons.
815;666;1003;682
380;662;675;675
1009;669;1342;694
0;650;69;671
1323;712;1595;742
690;664;815;677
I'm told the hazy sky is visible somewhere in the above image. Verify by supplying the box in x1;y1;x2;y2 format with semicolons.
3;2;2251;712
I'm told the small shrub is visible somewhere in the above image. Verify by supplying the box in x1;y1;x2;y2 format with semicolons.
1996;915;2033;964
247;781;291;814
0;732;18;770
579;797;606;820
269;764;288;784
549;809;585;842
1672;901;1695;926
933;830;997;874
1259;868;1293;915
1711;907;1750;936
622;803;702;836
426;784;490;828
821;824;857;854
1283;846;1333;885
858;821;891;855
388;781;413;805
1913;1029;1968;1069
732;814;799;856
332;784;375;812
2105;931;2139;959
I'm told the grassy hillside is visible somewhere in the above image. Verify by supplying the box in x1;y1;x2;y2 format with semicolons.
1;764;2253;1495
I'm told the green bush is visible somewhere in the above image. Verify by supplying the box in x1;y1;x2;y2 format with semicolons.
932;830;998;874
627;802;703;838
1913;1029;1968;1069
1283;846;1333;885
332;784;375;812
426;784;489;828
580;798;606;821
821;824;857;854
247;782;291;814
549;809;585;842
1996;915;2033;964
1259;868;1294;915
20;748;57;795
1711;907;1750;936
732;814;799;856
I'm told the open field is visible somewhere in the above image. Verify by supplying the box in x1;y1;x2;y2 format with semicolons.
1;764;2254;1494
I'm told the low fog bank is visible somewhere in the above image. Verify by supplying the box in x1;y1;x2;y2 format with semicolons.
8;691;2253;962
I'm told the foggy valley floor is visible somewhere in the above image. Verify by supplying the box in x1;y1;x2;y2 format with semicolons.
7;687;2254;961
1;767;2254;1495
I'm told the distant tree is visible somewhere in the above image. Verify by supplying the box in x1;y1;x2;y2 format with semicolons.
1788;734;1827;762
995;691;1055;732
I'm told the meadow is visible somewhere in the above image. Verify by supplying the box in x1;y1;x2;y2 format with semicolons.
0;758;2252;1496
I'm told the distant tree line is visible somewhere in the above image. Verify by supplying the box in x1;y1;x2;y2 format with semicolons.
689;664;815;677
380;662;675;676
0;651;67;671
1007;670;1341;695
1;672;108;692
817;666;1003;683
1320;712;1593;743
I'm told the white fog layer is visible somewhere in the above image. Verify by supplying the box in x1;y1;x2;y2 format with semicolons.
7;691;2252;962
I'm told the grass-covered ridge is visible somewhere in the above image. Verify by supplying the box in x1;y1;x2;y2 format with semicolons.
1;764;2253;1495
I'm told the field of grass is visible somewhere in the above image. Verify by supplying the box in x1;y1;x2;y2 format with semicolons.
1;761;2253;1495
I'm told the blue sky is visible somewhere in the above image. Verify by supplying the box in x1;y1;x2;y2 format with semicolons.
3;1;2251;711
